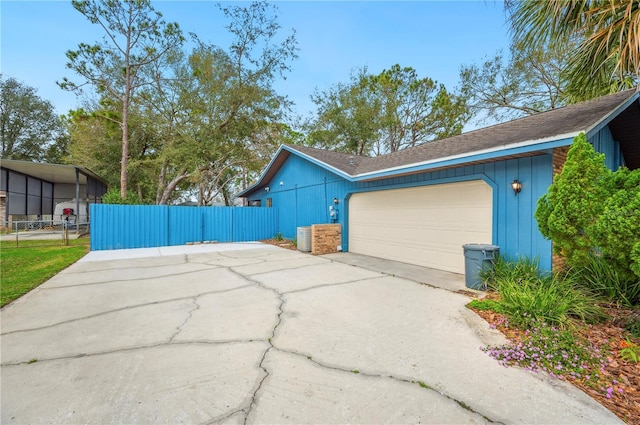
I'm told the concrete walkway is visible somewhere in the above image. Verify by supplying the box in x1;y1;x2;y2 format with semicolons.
0;244;621;424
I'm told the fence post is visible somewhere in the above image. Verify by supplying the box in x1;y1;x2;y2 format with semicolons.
14;221;18;247
229;208;235;242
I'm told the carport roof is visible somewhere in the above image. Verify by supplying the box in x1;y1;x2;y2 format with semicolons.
238;89;640;196
0;160;108;185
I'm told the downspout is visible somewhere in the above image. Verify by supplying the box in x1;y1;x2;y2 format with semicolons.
5;171;10;227
75;168;80;234
324;177;328;222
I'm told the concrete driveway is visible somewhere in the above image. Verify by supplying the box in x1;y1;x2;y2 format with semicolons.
1;243;621;424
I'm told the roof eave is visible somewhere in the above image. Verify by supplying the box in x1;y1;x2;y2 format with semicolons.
237;145;357;198
586;91;640;137
352;132;581;181
236;145;289;197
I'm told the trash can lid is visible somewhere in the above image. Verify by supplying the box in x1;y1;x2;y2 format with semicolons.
462;243;500;251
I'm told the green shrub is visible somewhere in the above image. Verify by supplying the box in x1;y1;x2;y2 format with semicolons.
535;133;640;283
619;339;640;363
102;188;141;205
481;257;606;328
466;299;507;314
590;167;640;281
625;317;640;338
567;253;640;307
535;133;611;267
479;255;542;290
632;244;640;282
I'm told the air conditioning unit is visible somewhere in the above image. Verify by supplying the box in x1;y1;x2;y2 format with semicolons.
297;226;312;252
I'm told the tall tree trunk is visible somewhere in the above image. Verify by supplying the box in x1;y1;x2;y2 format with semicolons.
158;170;189;205
222;188;231;206
198;182;204;206
156;163;167;204
120;107;129;198
121;21;132;199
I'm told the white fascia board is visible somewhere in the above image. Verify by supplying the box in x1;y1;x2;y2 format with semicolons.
236;145;288;197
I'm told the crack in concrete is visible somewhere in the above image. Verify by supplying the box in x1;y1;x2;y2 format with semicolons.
224;262;448;425
40;266;221;290
217;250;297;263
224;268;285;425
280;274;388;295
1;283;256;336
225;256;500;424
0;339;268;367
273;346;504;424
4;248;499;424
203;407;248;425
169;297;200;343
63;256;189;274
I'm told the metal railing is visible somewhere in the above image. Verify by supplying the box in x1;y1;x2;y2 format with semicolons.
1;220;90;247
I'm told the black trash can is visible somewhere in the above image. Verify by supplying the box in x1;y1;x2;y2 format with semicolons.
462;244;500;290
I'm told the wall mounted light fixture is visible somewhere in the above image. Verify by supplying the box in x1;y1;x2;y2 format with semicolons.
511;179;522;196
279;181;284;186
265;186;270;192
333;197;339;204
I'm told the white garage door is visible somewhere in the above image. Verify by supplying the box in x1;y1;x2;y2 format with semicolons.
349;180;493;274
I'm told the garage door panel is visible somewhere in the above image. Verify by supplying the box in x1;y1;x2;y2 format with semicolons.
349;180;493;274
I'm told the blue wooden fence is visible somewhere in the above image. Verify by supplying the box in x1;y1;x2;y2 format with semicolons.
90;204;279;251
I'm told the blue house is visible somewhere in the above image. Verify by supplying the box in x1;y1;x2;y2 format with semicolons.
238;90;640;274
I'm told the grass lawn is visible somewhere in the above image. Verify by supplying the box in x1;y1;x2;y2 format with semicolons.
0;239;90;307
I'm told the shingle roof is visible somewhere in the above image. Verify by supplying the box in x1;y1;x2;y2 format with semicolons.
288;89;639;177
238;89;639;197
282;144;365;176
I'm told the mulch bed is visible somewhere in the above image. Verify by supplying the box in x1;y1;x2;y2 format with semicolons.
471;304;640;425
260;238;297;250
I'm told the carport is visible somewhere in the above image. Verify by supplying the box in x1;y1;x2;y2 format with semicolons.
0;160;108;226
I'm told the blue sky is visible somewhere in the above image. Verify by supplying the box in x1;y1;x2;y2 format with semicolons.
1;0;510;118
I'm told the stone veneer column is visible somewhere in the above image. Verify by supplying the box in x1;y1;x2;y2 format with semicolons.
311;224;342;255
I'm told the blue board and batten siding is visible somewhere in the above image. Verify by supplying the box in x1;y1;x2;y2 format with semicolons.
245;125;625;272
90;204;278;250
589;125;624;171
249;153;554;269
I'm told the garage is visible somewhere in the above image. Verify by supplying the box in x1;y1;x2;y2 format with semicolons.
348;180;493;274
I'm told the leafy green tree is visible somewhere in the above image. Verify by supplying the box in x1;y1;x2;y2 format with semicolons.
148;1;296;205
309;65;468;156
65;108;123;188
308;67;381;155
369;64;468;153
0;75;62;161
535;133;612;266
460;40;571;123
60;0;184;198
507;0;639;102
62;1;295;205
